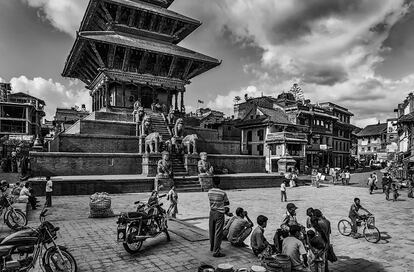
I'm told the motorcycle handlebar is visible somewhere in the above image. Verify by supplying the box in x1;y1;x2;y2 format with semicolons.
159;194;167;198
40;209;48;217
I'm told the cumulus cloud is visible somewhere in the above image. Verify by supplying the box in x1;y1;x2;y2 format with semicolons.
21;0;87;36
200;0;414;126
9;76;90;118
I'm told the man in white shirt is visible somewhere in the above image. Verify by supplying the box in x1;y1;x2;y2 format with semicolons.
45;177;53;207
20;183;37;210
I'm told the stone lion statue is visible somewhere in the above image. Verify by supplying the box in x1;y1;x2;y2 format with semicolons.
141;116;152;136
145;132;163;153
174;118;184;138
182;134;198;154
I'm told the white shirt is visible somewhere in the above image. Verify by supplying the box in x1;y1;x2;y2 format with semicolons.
345;172;351;178
281;183;286;191
20;187;30;197
46;180;53;192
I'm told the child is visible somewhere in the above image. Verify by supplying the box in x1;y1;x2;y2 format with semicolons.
45;176;53;207
281;180;287;202
307;230;326;272
392;183;400;202
167;185;178;218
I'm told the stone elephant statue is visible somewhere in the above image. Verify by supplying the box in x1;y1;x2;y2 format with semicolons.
145;133;163;153
182;134;198;154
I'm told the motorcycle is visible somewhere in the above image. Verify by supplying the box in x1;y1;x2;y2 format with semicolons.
0;208;77;272
117;191;171;254
0;195;27;230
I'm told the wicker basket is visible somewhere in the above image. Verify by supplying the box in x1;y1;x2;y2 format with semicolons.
89;192;114;218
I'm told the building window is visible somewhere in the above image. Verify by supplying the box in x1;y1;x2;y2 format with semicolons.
368;146;371;151
257;144;264;156
368;138;371;144
361;147;365;152
257;129;264;141
247;131;252;142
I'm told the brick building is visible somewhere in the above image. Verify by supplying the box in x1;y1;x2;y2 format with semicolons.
356;123;388;162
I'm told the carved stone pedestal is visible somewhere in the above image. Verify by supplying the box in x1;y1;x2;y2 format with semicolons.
199;175;213;192
277;155;297;174
142;153;161;177
154;176;174;192
139;136;146;154
184;154;199;176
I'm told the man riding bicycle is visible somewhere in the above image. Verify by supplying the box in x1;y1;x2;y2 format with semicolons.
349;198;371;238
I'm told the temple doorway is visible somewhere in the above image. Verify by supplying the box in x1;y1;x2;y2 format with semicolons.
141;87;153;109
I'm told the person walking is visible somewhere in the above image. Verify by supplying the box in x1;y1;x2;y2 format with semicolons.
344;170;351;185
208;179;230;257
367;174;374;195
20;183;37;210
408;177;414;198
281;180;287;202
372;172;378;190
167;185;178;218
341;170;346;185
45;177;53;207
391;183;400;202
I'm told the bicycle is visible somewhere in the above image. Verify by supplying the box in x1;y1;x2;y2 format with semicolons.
337;214;381;243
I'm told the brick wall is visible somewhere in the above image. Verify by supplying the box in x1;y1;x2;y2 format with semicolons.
30;152;142;176
198;140;240;155
208;154;266;173
63;120;136;136
31;177;153;196
217;174;283;190
50;134;139;153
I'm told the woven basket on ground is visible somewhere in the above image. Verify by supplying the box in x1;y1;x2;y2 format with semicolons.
89;192;114;218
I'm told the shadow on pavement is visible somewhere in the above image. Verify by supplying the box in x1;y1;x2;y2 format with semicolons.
334;256;387;272
377;231;391;244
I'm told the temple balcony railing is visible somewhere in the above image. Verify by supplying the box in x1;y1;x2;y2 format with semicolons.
265;132;308;143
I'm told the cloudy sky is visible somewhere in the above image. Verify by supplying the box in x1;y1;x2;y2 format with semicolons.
1;0;414;127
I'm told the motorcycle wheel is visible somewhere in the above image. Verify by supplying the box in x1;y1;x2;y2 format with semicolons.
5;209;27;230
42;246;78;272
123;226;143;254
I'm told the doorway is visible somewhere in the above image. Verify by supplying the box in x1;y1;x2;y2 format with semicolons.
141;87;153;108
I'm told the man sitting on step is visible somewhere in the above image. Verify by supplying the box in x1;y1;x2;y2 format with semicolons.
225;207;253;247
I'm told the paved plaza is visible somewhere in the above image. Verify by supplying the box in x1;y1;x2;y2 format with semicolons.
3;182;409;272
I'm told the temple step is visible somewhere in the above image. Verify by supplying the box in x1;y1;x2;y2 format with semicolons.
174;176;200;192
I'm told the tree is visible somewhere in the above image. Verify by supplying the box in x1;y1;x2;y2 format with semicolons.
289;83;305;102
233;96;241;104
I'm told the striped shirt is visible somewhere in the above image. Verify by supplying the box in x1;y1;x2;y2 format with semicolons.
208;188;229;213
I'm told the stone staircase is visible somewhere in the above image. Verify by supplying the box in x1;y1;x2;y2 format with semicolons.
174;176;201;192
171;153;187;176
144;109;171;141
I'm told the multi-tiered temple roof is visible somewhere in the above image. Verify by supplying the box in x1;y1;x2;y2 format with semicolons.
62;0;220;89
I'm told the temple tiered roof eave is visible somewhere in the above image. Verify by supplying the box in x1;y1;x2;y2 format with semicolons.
131;0;174;9
62;31;221;84
79;0;201;43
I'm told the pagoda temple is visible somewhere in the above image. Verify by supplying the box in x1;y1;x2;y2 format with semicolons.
62;0;220;113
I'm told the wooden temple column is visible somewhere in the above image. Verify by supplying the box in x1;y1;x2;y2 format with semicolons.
174;92;178;111
91;93;95;112
105;81;110;107
180;90;185;112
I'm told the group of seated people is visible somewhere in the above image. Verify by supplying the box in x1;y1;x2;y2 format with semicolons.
0;180;39;210
223;203;331;272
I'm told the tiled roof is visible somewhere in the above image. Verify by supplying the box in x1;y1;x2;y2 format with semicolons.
257;107;292;125
398;113;414;123
79;31;220;64
357;123;387;137
108;0;199;24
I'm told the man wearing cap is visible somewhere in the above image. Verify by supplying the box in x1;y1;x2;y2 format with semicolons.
282;225;309;271
281;203;303;230
208;178;230;257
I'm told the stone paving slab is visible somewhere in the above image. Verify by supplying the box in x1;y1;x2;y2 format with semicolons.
21;184;414;272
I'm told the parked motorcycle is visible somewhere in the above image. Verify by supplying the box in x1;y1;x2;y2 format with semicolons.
117;191;171;254
0;208;77;272
0;195;27;230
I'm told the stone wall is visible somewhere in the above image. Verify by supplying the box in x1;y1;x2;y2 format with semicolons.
207;154;265;174
64;120;136;136
49;134;139;153
30;152;142;176
198;140;240;155
31;177;153;196
217;174;283;190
